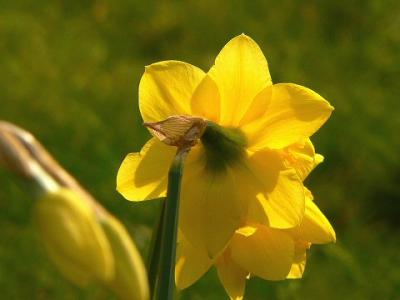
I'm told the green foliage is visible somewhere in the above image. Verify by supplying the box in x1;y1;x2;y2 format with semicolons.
1;0;399;299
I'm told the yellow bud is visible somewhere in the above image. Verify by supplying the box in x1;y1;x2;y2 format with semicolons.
33;188;114;286
100;214;150;300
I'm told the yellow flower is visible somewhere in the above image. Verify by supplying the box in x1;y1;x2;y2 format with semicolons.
176;190;336;300
117;34;333;259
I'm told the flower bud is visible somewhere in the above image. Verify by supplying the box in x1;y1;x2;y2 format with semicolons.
33;188;114;286
100;214;150;300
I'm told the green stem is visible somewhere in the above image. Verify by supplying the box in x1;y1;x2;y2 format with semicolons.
147;199;165;298
154;150;186;300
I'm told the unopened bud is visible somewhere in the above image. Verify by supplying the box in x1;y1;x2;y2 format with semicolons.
100;214;150;300
33;188;114;286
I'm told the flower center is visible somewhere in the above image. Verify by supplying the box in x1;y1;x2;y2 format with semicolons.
200;122;247;172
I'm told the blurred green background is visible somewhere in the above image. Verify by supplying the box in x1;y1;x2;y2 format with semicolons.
1;0;399;299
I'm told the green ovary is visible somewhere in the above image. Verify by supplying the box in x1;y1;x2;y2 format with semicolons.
200;122;247;172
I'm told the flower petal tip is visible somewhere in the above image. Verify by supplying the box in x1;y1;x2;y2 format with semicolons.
143;60;183;72
315;154;325;165
234;33;255;43
330;229;337;243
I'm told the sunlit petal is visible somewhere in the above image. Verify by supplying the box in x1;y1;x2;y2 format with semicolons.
139;61;205;123
191;75;221;123
209;34;272;127
116;138;175;201
281;139;323;181
288;197;336;244
243;83;333;150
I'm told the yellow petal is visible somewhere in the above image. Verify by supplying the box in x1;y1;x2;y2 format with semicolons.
139;60;205;123
243;83;333;150
216;250;248;300
209;34;272;127
243;150;305;229
315;153;324;165
190;75;221;123
175;231;213;290
230;225;294;280
179;162;245;258
116;138;175;201
239;85;273;127
281;139;322;181
286;241;309;279
288;197;336;244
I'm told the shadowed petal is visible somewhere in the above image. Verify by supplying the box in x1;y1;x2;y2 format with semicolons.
242;150;305;229
180;163;246;258
175;231;213;290
230;225;294;280
286;241;309;279
216;250;248;300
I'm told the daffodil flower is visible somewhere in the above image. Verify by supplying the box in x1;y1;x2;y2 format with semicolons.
117;34;333;260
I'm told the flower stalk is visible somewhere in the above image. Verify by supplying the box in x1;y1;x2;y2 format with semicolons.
147;199;164;296
153;150;186;300
144;116;206;299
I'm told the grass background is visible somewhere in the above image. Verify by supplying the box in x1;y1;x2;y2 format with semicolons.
1;0;399;299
